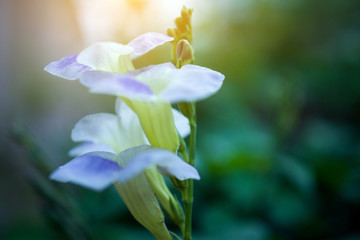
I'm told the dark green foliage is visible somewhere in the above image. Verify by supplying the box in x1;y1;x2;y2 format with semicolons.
193;0;360;239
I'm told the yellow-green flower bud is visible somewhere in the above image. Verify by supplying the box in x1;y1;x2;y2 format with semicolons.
168;6;194;65
179;102;196;121
145;167;185;230
176;39;194;68
181;6;193;27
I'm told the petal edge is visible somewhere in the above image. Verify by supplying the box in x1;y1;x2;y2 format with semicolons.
127;32;174;59
44;55;91;80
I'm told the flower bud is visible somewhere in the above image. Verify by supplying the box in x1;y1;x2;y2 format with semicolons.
175;17;187;33
181;6;193;27
145;167;185;229
176;39;194;68
167;6;193;65
179;101;195;121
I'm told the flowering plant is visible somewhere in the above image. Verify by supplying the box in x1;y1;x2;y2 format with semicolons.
45;6;224;240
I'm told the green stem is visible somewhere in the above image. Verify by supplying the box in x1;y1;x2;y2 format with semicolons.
179;136;189;163
189;112;197;166
183;180;193;240
182;104;197;240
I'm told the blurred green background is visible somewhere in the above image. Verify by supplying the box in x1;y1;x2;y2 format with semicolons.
1;0;360;239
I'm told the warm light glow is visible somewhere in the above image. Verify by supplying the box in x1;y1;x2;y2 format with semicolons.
72;0;200;44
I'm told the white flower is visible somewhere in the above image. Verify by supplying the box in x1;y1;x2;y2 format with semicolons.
45;32;224;152
80;62;225;152
50;100;197;235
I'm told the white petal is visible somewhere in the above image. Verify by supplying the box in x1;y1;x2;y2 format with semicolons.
152;150;200;181
71;113;123;153
50;152;120;191
116;145;200;182
77;42;134;73
172;109;190;138
123;63;224;103
127;32;174;59
69;142;116;157
44;55;91;80
159;64;225;103
115;98;150;147
127;63;176;95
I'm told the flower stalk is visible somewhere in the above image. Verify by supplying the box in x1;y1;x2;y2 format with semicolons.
168;6;197;240
182;109;196;240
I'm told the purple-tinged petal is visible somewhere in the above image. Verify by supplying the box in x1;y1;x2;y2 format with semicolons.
116;145;200;182
44;55;91;80
77;42;134;73
127;32;174;59
158;64;225;103
172;109;190;138
69;141;116;157
151;150;200;181
80;70;154;100
50;152;120;191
